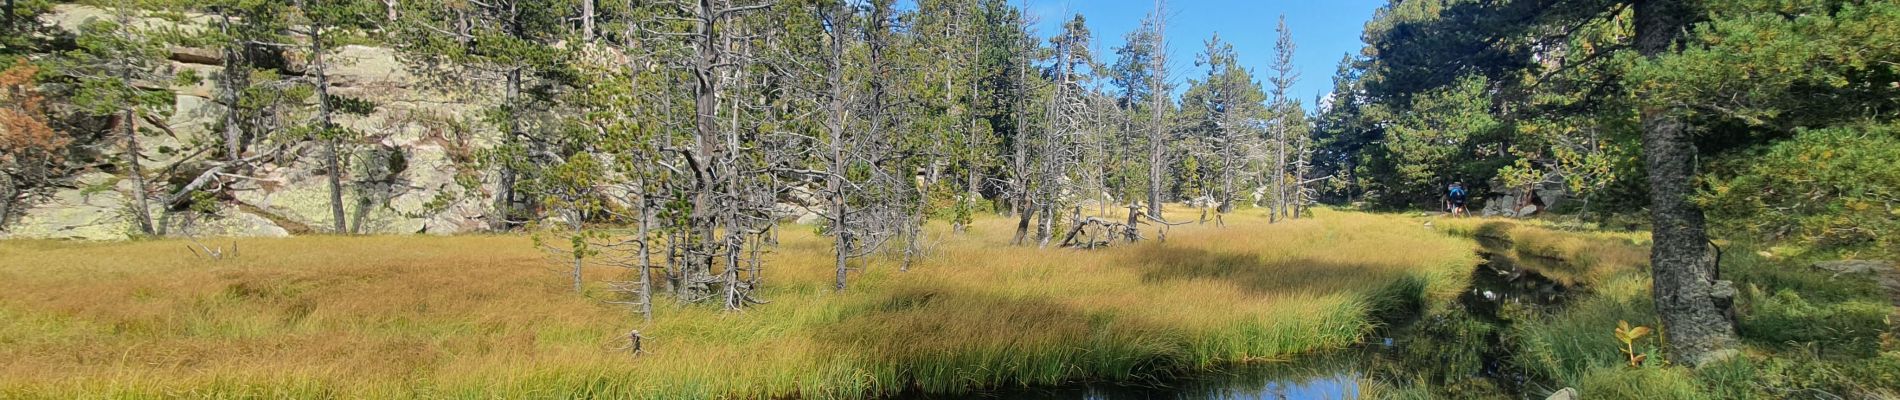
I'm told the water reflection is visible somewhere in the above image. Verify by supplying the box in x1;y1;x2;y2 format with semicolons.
899;241;1571;400
902;363;1364;400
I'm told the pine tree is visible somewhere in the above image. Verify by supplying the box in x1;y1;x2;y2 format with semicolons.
47;9;176;236
1181;33;1262;217
293;0;380;234
396;0;573;231
1266;16;1298;221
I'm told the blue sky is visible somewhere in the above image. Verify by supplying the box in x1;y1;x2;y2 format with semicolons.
1022;0;1387;111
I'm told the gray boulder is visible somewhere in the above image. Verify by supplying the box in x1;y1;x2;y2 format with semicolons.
6;173;143;240
1545;387;1578;400
1812;260;1893;276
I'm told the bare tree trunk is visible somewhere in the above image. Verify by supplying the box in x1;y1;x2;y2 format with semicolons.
1636;0;1735;366
957;16;982;234
492;67;523;230
1217;127;1236;214
1011;92;1032;245
721;214;744;309
684;0;723;299
1267;16;1298;223
901;197;924;271
1124;205;1141;242
1011;205;1034;245
311;24;349;235
828;104;849;292
1145;0;1167;221
1294;143;1311;219
217;12;246;164
1273;121;1287;222
351;184;373;234
569;210;584;293
666;229;682;296
1036;202;1053;247
1011;133;1028;219
958;123;979;234
634;174;653;322
581;0;595;42
122;110;156;236
820;3;851;292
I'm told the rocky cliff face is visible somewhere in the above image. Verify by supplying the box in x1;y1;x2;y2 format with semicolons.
3;5;503;240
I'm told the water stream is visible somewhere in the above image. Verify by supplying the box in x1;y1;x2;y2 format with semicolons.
900;238;1573;400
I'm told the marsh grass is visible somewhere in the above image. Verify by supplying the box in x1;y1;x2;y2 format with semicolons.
0;208;1476;398
1437;218;1649;287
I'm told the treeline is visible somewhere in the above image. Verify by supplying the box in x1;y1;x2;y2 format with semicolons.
0;1;1317;313
1316;0;1900;240
1313;0;1900;365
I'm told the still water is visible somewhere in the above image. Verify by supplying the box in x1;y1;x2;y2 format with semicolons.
906;365;1365;399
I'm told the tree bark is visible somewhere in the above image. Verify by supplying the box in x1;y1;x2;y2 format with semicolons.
122;110;156;236
491;66;523;231
313;24;349;235
636;185;653;322
822;3;850;292
1145;0;1167;221
1010;22;1033;244
1273;116;1287;222
686;0;722;298
570;210;584;293
1218;121;1236;214
1011;205;1034;245
1635;0;1736;366
581;0;595;42
1294;142;1311;219
1036;202;1053;247
217;12;246;163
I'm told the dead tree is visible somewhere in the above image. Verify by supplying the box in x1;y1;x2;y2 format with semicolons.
818;1;853;291
1144;0;1169;221
1059;204;1187;250
629;0;777;309
1266;16;1299;223
797;1;913;290
1025;14;1093;248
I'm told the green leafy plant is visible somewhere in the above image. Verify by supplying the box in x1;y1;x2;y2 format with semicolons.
1615;320;1653;368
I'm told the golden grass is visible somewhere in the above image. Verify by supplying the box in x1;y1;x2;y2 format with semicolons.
0;207;1477;398
1435;217;1650;286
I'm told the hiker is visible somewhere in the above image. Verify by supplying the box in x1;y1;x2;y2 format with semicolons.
1447;182;1470;217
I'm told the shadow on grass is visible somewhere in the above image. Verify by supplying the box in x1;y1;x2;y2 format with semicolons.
813;284;1194;395
1122;246;1410;297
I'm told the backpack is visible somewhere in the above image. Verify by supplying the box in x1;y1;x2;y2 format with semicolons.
1449;185;1467;201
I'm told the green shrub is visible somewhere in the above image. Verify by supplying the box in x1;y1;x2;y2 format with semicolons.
1702;124;1900;250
